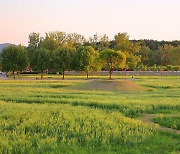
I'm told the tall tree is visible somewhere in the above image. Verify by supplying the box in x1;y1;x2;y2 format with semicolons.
114;33;132;52
54;45;75;79
98;34;110;51
100;49;126;79
28;32;41;48
91;56;102;78
157;45;174;66
171;46;180;66
0;45;28;79
75;46;98;79
138;46;152;66
37;32;67;72
39;32;59;51
114;33;140;70
88;33;99;50
126;53;141;70
27;32;41;62
66;33;86;48
31;48;50;79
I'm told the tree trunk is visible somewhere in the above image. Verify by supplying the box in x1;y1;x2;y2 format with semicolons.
41;70;43;80
13;71;16;79
87;71;89;79
109;68;112;80
62;70;65;80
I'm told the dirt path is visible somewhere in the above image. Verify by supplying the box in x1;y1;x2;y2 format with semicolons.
140;114;180;135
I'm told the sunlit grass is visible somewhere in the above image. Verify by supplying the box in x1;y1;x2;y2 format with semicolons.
0;76;180;153
154;114;180;130
0;101;156;153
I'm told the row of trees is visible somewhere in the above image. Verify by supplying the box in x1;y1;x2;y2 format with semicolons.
0;31;179;79
138;44;180;68
0;44;126;79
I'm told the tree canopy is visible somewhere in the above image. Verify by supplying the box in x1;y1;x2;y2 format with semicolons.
54;45;75;79
0;45;28;79
30;48;50;79
100;49;126;79
75;46;99;79
1;31;180;80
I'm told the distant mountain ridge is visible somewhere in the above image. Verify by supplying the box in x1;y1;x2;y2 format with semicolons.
0;43;12;53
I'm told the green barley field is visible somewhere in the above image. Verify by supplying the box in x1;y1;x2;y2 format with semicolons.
0;75;180;153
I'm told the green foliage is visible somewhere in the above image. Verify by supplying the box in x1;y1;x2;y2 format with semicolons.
28;32;41;48
0;45;28;78
31;48;50;79
138;46;152;66
166;65;174;71
75;46;98;78
39;32;60;51
38;32;85;50
98;34;110;51
154;115;180;130
171;46;180;66
173;66;180;71
137;39;180;51
27;32;41;63
114;33;141;70
25;31;180;72
91;56;102;74
88;33;99;50
114;33;140;53
138;44;180;68
126;53;141;70
54;45;75;79
100;49;126;79
157;45;175;66
66;33;86;48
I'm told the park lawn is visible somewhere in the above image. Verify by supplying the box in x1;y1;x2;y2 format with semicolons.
0;76;179;153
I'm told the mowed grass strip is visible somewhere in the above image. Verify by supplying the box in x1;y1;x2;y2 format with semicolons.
0;77;179;117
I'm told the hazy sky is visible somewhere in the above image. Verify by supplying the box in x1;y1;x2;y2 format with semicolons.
1;0;180;45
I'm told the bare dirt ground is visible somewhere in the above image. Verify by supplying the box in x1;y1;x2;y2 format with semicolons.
73;79;145;92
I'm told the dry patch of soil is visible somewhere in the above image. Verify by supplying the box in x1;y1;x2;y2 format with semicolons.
73;79;144;92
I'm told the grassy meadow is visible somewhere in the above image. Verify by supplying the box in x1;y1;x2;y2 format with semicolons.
0;75;180;153
154;114;180;130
